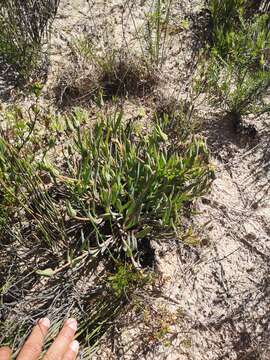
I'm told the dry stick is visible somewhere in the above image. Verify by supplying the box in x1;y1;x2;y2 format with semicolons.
49;251;89;276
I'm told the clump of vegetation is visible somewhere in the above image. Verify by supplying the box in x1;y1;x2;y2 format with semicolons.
56;44;158;106
0;106;213;355
108;264;150;298
0;110;213;260
0;0;60;81
205;0;270;128
62;112;213;263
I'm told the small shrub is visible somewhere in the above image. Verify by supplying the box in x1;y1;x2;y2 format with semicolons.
0;0;60;81
108;264;149;298
207;0;245;58
55;38;158;106
62;113;213;262
0;110;213;258
206;0;270;126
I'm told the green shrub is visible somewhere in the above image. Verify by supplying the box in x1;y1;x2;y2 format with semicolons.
108;264;149;298
0;0;60;81
0;109;213;355
206;0;270;123
207;0;245;58
62;113;213;261
0;110;213;260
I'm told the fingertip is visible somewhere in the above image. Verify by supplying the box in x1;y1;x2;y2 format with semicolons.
45;318;78;359
39;317;51;328
70;340;79;353
65;318;77;331
63;340;79;360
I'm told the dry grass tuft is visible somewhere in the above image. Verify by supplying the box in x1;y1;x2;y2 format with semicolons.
54;47;159;108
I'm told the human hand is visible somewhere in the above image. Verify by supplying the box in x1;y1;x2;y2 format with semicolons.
0;318;79;360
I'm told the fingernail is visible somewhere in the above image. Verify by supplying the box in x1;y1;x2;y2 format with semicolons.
39;317;50;328
70;340;80;353
66;318;77;330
